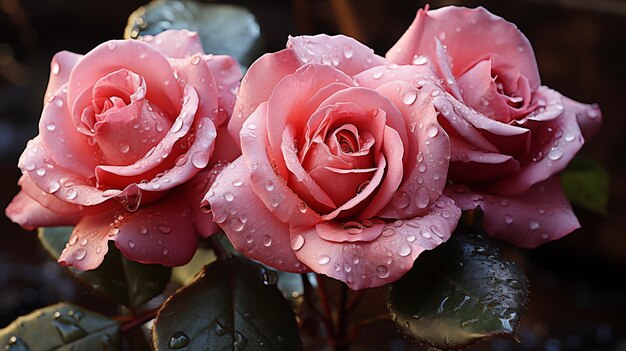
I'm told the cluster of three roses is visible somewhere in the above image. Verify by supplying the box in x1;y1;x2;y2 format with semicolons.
6;6;601;289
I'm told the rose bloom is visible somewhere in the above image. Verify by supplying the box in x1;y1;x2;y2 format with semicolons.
387;6;602;247
5;30;242;270
205;35;461;289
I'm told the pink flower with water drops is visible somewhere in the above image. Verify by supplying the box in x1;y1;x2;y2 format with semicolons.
5;30;242;269
387;6;602;247
204;34;461;289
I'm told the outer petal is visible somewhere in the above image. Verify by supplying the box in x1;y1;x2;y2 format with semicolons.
205;54;242;124
204;156;309;273
446;177;579;248
240;103;322;228
44;51;82;104
287;34;387;76
5;191;81;230
184;167;222;238
18;175;85;215
374;81;450;219
562;95;602;140
141;29;205;59
291;195;460;289
40;85;102;178
387;6;540;89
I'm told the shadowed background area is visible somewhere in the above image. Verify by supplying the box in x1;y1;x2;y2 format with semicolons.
1;0;624;350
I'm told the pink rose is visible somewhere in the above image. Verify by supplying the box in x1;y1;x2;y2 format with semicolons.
204;35;461;289
387;6;602;247
5;30;242;269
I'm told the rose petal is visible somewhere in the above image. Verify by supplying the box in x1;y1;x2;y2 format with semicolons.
204;156;309;273
6;191;81;230
229;49;301;142
18;175;85;215
142;29;205;59
446;177;579;248
240;103;321;228
44;51;81;104
40;85;102;178
287;34;388;76
373;81;448;219
265;64;354;178
185;167;223;238
291;195;460;289
354;63;437;90
449;138;520;183
58;210;115;270
67;39;182;119
18;137;106;206
562;94;602;140
169;54;220;124
204;54;242;124
387;6;540;89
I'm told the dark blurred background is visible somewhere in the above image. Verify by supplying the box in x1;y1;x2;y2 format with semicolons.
1;0;624;350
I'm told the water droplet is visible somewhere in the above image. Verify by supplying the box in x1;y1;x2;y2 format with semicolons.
399;245;412;257
230;218;244;232
79;238;88;246
158;225;171;234
420;231;432;239
376;265;389;278
412;55;428;65
430;90;440;97
119;141;130;154
51;61;60;75
232;180;243;187
66;188;77;200
128;240;135;248
51;312;87;343
426;123;439;138
372;70;383;79
190;55;201;65
54;97;63;108
213;320;228;336
35;168;46;176
504;215;514;224
171;119;183;133
72;248;87;261
261;235;272;247
106;42;117;51
213;210;227;223
260;269;278;286
191;151;208;168
168;331;190;349
382;228;396;237
246;123;257;130
529;220;540;230
224;192;235;201
342;44;354;59
264;179;274;191
547;148;563;161
139;226;148;235
96;246;102;254
318;255;330;265
48;180;60;193
587;109;598;119
234;332;248;350
46;121;56;131
68;235;78;246
402;90;417;105
291;235;305;251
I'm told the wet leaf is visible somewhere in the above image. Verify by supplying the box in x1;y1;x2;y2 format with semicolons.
125;0;263;69
0;303;121;351
387;224;529;349
38;227;171;308
561;156;609;215
152;256;302;350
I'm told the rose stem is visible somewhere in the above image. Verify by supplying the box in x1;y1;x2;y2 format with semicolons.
120;308;159;333
334;283;351;351
315;275;337;340
208;235;228;259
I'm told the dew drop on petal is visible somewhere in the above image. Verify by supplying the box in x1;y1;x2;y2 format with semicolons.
399;245;412;257
412;55;428;65
223;192;235;201
547;148;563;161
529;220;540;230
48;180;60;193
261;235;272;247
66;188;78;200
128;240;135;248
119;142;130;154
402;90;417;105
72;248;87;261
420;231;432;239
230;218;244;232
342;44;353;59
46;121;56;131
318;256;330;265
106;42;117;51
426;123;439;138
291;235;305;251
376;265;390;278
158;225;171;234
264;179;274;191
504;215;514;224
51;61;60;75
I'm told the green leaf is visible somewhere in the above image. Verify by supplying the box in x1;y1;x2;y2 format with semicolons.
561;156;609;215
0;303;121;351
38;227;171;308
387;224;529;349
152;256;302;350
125;0;263;69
